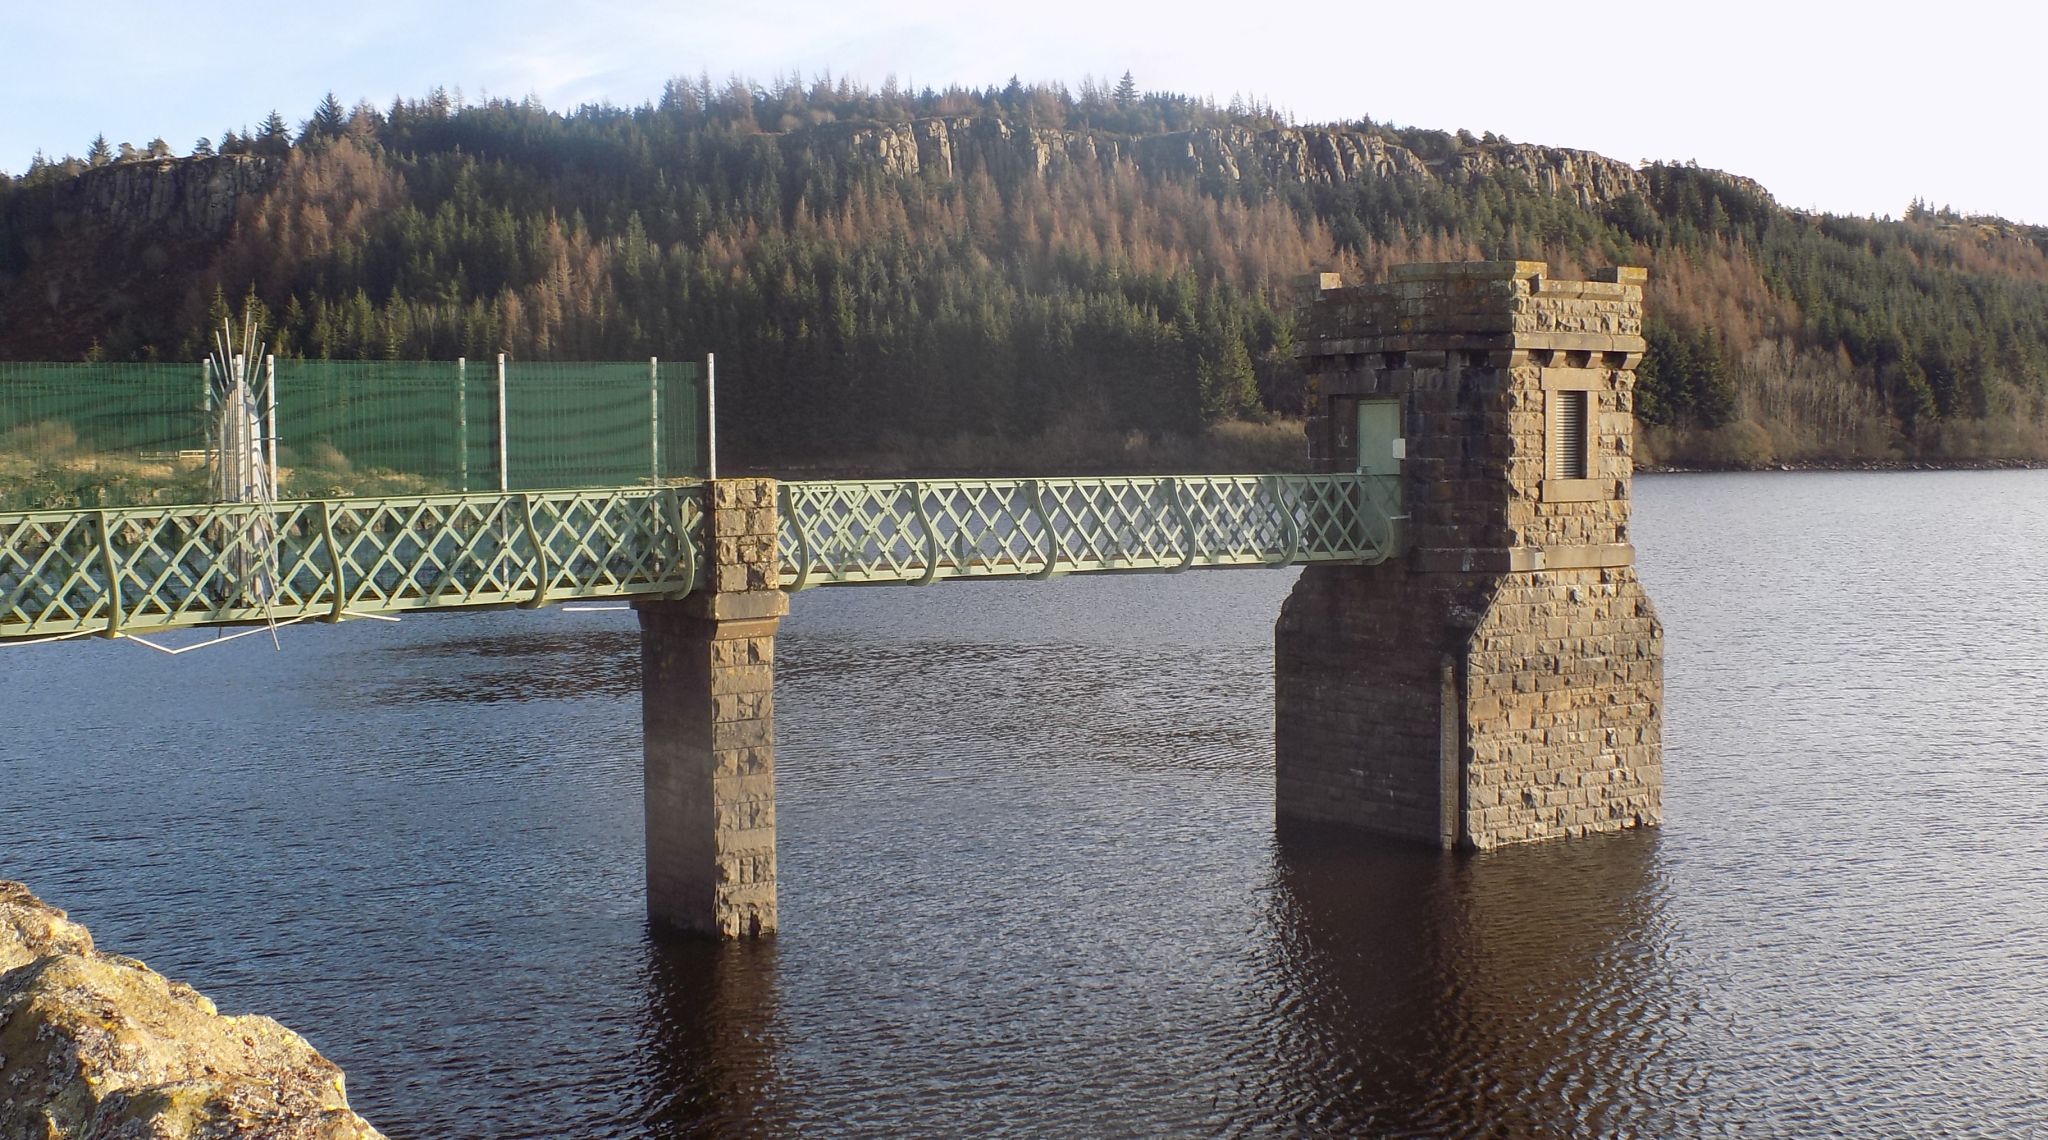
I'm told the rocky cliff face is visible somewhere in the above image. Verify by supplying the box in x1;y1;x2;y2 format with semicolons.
1441;143;1648;209
0;156;279;358
26;155;280;240
0;881;385;1139
793;116;1685;208
12;119;1736;256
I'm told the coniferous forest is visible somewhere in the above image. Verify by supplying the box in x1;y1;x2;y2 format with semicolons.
3;75;2047;470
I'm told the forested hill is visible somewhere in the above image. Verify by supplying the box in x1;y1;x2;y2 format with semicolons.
4;77;2048;469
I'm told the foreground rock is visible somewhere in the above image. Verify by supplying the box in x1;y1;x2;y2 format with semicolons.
0;882;384;1139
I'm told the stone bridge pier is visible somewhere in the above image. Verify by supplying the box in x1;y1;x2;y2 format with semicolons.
636;479;784;938
1277;262;1664;849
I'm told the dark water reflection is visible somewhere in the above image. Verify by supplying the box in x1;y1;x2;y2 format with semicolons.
7;471;2048;1137
360;629;640;705
1256;828;1679;1136
638;941;786;1136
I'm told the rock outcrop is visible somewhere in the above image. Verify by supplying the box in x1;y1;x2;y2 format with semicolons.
793;116;1688;210
0;882;384;1139
26;155;280;241
0;155;282;358
5;120;1739;283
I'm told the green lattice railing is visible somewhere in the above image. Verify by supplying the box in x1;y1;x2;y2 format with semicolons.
0;489;703;642
779;474;1393;588
0;474;1393;643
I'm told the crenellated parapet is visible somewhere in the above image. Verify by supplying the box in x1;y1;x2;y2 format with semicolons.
1296;261;1647;569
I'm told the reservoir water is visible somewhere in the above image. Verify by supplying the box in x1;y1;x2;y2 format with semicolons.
5;471;2048;1136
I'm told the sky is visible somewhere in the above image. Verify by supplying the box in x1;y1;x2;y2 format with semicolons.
4;0;2044;224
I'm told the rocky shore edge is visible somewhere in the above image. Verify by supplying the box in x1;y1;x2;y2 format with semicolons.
0;881;384;1139
1637;456;2048;475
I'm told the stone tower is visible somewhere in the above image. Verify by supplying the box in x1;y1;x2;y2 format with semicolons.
1275;261;1663;849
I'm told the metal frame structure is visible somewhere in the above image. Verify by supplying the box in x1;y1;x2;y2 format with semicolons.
779;473;1392;589
0;489;703;642
0;474;1394;643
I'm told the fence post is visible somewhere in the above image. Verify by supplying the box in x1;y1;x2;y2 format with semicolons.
200;360;214;470
496;353;509;493
705;352;718;481
650;355;661;485
457;356;469;493
223;354;246;504
263;355;277;499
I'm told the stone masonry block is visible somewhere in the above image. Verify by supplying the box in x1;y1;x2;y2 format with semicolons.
708;663;773;696
711;718;774;752
710;562;754;594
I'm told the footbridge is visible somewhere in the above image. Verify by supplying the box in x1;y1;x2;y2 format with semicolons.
2;261;1665;939
0;474;1392;642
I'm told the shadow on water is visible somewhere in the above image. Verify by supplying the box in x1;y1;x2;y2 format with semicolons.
358;629;641;705
636;935;788;1138
1252;825;1687;1136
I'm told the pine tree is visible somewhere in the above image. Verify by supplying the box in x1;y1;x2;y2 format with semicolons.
305;92;346;141
1113;71;1138;108
86;134;112;167
257;111;290;156
205;283;232;333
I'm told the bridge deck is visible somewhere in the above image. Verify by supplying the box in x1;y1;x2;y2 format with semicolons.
0;474;1394;643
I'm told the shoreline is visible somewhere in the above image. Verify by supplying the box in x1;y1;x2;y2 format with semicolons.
0;881;385;1138
1637;456;2048;475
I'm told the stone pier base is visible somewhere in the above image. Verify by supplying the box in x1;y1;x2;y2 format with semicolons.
1276;561;1661;850
639;478;785;938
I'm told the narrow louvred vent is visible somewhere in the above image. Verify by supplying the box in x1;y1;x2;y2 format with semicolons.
1549;389;1589;480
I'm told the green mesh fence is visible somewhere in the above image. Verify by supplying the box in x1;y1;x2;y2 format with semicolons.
0;362;211;510
272;360;469;499
502;361;700;491
0;358;707;509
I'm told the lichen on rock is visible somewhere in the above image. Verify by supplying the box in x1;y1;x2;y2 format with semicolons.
0;881;384;1139
0;881;97;972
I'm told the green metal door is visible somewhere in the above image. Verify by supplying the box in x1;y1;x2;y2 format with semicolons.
1356;399;1402;478
1356;398;1404;548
